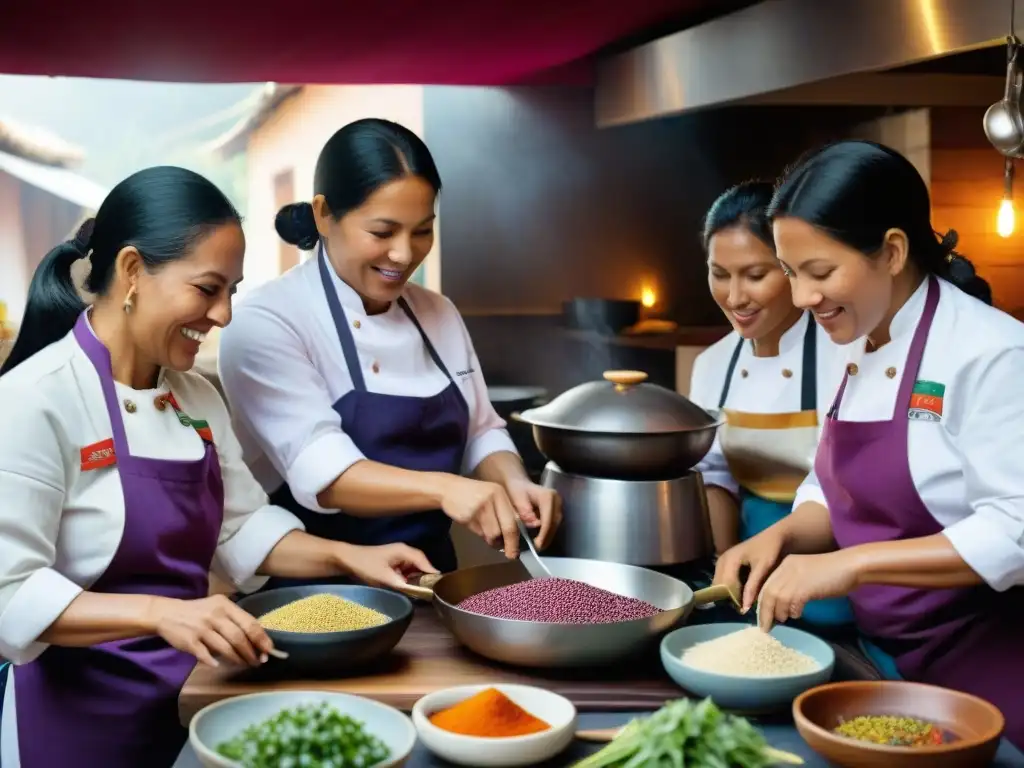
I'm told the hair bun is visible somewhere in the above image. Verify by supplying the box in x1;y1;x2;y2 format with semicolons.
73;218;96;254
939;229;959;253
274;203;319;250
947;254;976;284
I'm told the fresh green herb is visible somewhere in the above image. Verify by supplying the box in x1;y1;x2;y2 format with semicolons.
214;702;391;768
572;698;804;768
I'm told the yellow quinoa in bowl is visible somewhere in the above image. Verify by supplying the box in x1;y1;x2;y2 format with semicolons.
258;593;391;634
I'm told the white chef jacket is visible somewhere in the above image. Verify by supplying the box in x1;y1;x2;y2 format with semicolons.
793;277;1024;592
688;312;848;496
0;319;304;767
217;255;517;513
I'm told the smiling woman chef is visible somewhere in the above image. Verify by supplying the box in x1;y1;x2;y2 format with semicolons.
690;181;852;626
0;167;435;768
714;140;1024;745
218;119;561;582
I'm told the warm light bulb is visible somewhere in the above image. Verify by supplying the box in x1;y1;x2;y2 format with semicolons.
640;287;656;308
998;198;1015;238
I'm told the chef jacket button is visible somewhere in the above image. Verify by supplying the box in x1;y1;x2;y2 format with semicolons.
124;399;137;414
847;363;859;376
886;366;897;379
740;369;748;378
371;362;380;374
353;320;361;329
782;368;793;378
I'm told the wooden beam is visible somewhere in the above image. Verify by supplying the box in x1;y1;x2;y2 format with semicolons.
740;74;1004;108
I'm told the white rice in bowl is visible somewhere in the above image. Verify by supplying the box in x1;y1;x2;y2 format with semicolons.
680;627;820;677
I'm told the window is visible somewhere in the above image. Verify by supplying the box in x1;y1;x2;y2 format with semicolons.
273;169;298;273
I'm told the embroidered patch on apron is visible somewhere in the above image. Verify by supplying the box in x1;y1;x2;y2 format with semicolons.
909;380;944;422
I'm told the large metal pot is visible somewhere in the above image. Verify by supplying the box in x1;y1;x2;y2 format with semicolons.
515;370;722;480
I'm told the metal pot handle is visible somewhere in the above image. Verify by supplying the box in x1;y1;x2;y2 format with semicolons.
393;572;442;602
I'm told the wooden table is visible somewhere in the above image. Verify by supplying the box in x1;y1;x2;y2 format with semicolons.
179;606;681;725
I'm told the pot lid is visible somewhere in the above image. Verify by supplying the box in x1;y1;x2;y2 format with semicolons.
517;370;719;434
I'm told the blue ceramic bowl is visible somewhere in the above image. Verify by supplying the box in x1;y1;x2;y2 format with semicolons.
660;622;835;711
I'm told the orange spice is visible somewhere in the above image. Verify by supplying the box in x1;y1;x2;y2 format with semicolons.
428;687;551;738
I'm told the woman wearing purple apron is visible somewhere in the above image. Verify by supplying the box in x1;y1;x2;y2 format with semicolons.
714;140;1024;746
218;119;561;585
0;167;436;768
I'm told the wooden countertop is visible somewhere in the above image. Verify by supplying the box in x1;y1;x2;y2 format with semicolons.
178;606;681;725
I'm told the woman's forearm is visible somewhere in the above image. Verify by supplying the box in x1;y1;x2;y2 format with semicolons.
473;451;528;486
258;531;354;579
705;486;740;555
779;501;837;555
316;460;451;515
851;534;984;589
38;592;162;647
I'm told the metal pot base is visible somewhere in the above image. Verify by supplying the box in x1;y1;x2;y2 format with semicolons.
543;462;714;566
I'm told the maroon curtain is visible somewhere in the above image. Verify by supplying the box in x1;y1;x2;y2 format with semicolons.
0;0;703;84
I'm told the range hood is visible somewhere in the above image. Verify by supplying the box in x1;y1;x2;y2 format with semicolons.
596;0;1022;127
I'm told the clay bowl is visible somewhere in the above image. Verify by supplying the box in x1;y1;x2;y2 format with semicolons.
793;681;1004;768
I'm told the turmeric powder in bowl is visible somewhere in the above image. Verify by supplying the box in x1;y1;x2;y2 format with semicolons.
429;687;551;738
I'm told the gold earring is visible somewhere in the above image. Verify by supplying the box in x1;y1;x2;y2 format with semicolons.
123;288;135;314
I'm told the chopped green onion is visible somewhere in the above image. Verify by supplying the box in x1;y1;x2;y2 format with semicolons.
215;702;391;768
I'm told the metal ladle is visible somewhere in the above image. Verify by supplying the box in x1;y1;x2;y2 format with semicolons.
984;40;1024;157
516;516;553;579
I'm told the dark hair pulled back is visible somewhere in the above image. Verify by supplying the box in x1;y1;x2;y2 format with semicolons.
768;140;990;304
275;118;442;250
702;180;775;251
1;166;240;375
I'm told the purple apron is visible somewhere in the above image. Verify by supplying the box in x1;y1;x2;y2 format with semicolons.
11;314;223;767
264;244;469;586
818;276;1024;746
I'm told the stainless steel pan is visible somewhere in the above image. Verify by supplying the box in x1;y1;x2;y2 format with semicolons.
396;557;736;668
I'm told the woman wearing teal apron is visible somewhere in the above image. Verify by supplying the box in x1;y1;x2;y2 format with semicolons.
690;180;852;626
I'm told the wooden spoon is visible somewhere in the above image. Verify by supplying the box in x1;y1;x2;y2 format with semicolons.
575;727;620;742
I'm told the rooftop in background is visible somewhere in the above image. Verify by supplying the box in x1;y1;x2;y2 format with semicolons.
0;116;85;167
0;117;107;208
205;83;301;159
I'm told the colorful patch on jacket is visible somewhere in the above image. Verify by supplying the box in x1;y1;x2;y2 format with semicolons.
166;393;214;442
80;438;116;471
909;380;944;422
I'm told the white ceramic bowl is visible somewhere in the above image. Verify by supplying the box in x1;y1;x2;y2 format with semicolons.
189;690;416;767
412;684;577;767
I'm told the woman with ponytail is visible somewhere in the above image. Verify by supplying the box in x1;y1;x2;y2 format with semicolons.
218;118;560;584
713;140;1024;745
0;166;435;768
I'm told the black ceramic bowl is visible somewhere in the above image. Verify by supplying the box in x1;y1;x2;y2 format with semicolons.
237;584;414;678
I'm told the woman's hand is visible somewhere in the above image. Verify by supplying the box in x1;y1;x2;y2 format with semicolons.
712;526;788;613
756;550;861;630
438;476;521;557
340;542;438;588
503;478;562;550
148;594;274;669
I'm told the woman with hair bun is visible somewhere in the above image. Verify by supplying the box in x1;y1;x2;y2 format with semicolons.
714;140;1024;745
690;180;852;627
218;119;561;581
0;166;436;767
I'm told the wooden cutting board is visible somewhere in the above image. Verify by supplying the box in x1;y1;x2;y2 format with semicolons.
178;606;682;724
